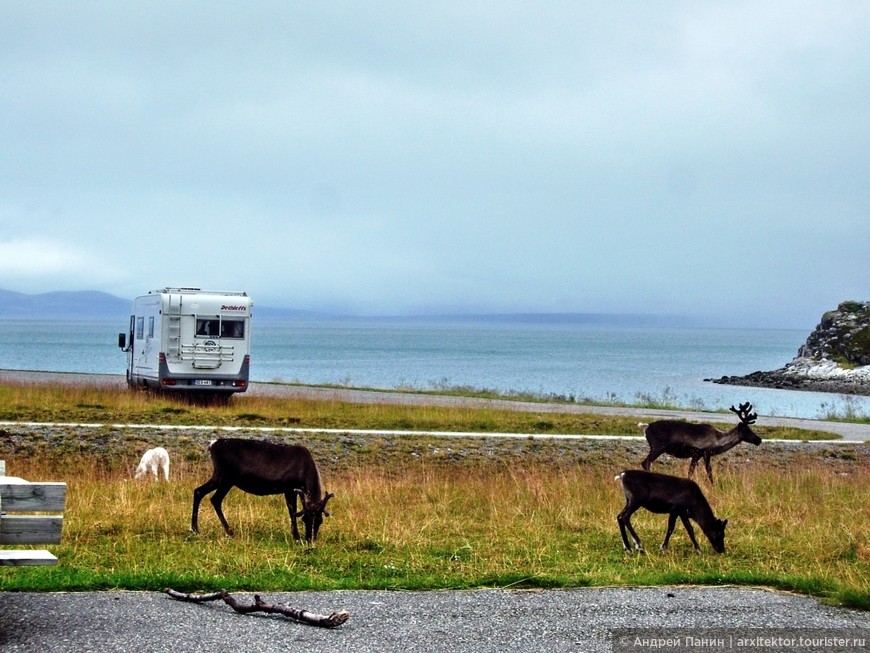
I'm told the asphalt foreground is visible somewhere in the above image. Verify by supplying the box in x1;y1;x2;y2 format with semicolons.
1;371;869;651
1;587;868;653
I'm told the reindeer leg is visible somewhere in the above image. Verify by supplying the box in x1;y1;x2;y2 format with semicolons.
191;476;220;534
641;447;663;472
661;512;679;551
687;454;700;478
284;491;302;541
209;484;235;537
680;514;701;551
617;505;644;553
617;512;634;552
703;453;714;484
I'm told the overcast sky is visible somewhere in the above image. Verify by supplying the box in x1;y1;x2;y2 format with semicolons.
1;2;867;328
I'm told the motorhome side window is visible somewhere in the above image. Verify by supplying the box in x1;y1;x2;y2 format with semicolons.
221;320;245;339
136;317;145;340
148;317;155;338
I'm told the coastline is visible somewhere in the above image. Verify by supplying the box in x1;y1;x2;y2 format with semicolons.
2;367;870;441
709;358;870;397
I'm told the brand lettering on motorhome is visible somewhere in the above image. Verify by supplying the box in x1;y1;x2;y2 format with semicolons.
221;305;247;311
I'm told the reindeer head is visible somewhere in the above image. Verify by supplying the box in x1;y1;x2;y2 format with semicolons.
729;402;762;446
709;518;728;554
295;489;334;542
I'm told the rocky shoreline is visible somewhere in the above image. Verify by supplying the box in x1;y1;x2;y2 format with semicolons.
708;357;870;396
709;300;870;397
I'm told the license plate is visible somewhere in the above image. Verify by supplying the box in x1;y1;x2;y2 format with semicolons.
193;379;213;386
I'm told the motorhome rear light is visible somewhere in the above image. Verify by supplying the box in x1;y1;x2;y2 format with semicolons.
162;379;177;386
232;380;247;388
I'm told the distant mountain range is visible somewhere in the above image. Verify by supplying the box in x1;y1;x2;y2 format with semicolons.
0;289;130;319
0;289;319;321
0;288;688;326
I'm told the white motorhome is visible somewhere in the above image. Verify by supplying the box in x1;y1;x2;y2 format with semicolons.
118;288;253;395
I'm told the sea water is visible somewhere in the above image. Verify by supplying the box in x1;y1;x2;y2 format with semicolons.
0;316;867;420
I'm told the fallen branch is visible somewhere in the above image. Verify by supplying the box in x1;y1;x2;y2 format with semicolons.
164;588;349;628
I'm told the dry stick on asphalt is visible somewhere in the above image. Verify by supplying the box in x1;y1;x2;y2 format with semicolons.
164;588;350;628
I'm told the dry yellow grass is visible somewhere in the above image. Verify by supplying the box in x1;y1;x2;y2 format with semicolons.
3;446;867;607
0;380;866;606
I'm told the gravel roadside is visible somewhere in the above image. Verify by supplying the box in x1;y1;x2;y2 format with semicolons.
1;587;868;653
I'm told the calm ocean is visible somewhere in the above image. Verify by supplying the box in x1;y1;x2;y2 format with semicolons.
0;316;867;420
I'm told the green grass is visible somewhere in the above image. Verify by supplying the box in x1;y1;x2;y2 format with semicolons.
2;454;867;609
0;381;867;609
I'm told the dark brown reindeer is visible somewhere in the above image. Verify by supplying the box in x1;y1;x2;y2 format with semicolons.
191;438;334;543
616;469;727;554
640;402;761;484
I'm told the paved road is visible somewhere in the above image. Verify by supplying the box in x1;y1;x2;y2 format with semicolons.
1;587;868;653
249;381;870;442
2;369;869;441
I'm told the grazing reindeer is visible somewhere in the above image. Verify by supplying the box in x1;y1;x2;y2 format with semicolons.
191;438;334;543
134;447;170;481
616;469;727;554
640;402;761;483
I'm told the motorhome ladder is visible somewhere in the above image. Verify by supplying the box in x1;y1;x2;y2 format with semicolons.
166;294;182;359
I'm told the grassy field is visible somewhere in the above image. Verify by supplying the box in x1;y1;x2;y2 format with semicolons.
0;382;867;609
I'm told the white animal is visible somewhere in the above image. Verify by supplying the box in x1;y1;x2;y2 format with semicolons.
135;447;170;481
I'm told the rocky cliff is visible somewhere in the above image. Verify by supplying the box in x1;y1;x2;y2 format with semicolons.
710;301;870;396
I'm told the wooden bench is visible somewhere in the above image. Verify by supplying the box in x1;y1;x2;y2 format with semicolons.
0;460;67;566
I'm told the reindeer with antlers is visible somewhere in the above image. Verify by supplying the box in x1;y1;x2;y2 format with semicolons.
639;402;762;484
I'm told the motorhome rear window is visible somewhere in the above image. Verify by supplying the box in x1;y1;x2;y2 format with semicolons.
195;318;245;339
196;318;219;337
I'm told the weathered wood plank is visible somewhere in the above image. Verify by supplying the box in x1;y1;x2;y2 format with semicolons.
0;462;66;564
0;482;67;512
0;515;64;544
0;549;58;566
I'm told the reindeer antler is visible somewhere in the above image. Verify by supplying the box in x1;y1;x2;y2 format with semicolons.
729;402;757;424
321;492;335;517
